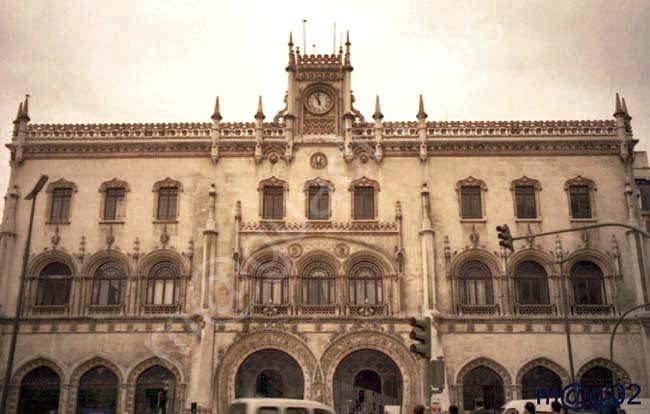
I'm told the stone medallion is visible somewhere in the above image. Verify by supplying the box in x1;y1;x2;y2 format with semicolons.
334;243;350;258
310;152;328;169
288;243;303;258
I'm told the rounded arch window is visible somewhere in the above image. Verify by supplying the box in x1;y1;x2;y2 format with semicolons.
146;261;180;305
458;261;493;305
254;261;288;304
36;262;72;306
349;260;383;305
514;260;549;305
76;366;118;413
302;261;336;305
570;261;605;305
92;262;125;306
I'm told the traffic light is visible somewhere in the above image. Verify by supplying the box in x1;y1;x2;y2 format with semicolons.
496;224;514;252
429;358;445;389
409;317;431;359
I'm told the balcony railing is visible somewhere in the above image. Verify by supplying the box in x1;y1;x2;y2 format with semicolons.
250;304;292;317
296;304;340;315
86;304;124;315
572;304;614;315
29;305;68;315
457;304;500;315
346;303;387;317
142;304;180;315
515;304;556;315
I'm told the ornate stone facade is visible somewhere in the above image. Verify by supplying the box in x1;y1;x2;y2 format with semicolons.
1;34;650;414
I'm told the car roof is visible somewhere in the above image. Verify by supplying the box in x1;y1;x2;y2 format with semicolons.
229;398;334;411
502;400;554;412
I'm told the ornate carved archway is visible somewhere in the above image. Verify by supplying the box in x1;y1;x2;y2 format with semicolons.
66;356;124;414
215;330;319;414
576;358;631;384
126;356;185;414
452;357;513;410
320;331;421;413
8;357;66;414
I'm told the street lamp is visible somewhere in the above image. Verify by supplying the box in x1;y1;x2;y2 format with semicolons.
0;175;48;414
609;303;650;385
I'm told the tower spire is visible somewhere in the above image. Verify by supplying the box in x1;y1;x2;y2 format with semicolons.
417;94;427;119
614;93;624;117
211;96;222;121
373;95;383;120
17;95;30;122
344;31;351;65
622;97;631;119
14;102;23;123
255;96;265;119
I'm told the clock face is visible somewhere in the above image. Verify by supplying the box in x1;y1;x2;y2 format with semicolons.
306;91;333;115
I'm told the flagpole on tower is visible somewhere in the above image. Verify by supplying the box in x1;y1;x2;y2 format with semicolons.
333;22;336;54
302;19;307;52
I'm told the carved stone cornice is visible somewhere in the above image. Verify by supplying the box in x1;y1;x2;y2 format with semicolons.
239;220;398;233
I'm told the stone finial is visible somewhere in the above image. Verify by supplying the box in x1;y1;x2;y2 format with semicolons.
611;234;620;258
469;225;479;248
614;93;623;116
621;97;631;120
14;102;23;123
133;237;141;260
106;224;115;249
395;201;402;219
373;95;383;120
554;236;563;260
443;235;451;259
417;94;427;120
17;94;30;122
51;226;60;249
78;236;86;257
160;225;170;247
211;96;222;121
526;224;535;248
255;96;265;120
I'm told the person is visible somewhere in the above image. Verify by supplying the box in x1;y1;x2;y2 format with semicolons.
472;399;490;414
449;405;459;414
524;402;535;414
551;400;563;414
157;389;168;414
599;388;619;414
413;404;425;414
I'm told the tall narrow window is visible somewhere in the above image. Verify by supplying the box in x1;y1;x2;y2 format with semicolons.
514;261;549;305
458;261;493;305
348;261;383;305
571;261;605;305
515;186;537;219
460;186;482;219
263;186;285;220
36;262;72;307
157;187;178;221
569;185;592;219
50;188;73;222
254;261;288;304
308;186;330;220
92;262;125;306
103;187;125;221
636;179;650;211
146;261;180;306
354;187;375;220
302;261;336;305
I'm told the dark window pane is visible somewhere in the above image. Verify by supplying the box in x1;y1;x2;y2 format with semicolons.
157;187;178;220
571;261;604;305
569;185;592;219
459;261;493;305
515;185;537;219
36;262;72;306
460;186;482;219
636;179;650;211
354;187;375;220
263;186;284;220
515;261;549;305
103;187;125;220
50;188;72;222
308;186;330;219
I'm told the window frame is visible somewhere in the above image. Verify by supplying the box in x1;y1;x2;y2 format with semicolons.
456;177;487;221
152;178;183;223
513;260;550;305
570;260;606;306
564;176;597;221
301;260;336;305
349;177;380;221
258;177;289;221
304;177;335;221
99;178;130;222
458;260;494;306
510;177;542;221
145;261;181;306
253;260;289;305
35;262;73;307
348;260;383;305
45;179;77;224
91;262;126;306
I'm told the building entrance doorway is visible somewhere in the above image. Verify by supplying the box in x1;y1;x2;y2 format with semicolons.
333;350;403;414
234;349;304;399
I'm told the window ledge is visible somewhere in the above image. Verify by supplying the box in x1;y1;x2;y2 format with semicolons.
570;218;598;223
46;221;70;225
260;219;285;224
352;219;378;223
306;219;332;224
99;220;125;225
515;218;542;223
153;219;179;224
460;218;486;223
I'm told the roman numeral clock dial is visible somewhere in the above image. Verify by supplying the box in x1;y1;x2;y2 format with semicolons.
306;91;333;115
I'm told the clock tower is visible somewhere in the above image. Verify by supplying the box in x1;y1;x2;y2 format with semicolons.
283;31;359;138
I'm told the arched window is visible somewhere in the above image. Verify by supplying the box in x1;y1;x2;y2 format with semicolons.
521;366;562;399
18;366;61;414
570;261;605;305
92;262;125;306
77;366;118;413
146;261;180;305
580;366;613;410
36;262;72;306
459;261;493;305
349;261;382;305
565;176;597;220
350;177;379;220
254;261;289;304
135;366;176;414
462;366;504;411
302;261;336;305
515;261;549;305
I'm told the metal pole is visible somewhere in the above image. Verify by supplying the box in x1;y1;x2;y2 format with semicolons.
0;175;48;414
609;302;650;385
559;256;576;383
512;222;650;243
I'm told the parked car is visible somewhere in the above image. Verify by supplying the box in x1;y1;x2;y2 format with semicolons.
502;399;555;414
228;398;336;414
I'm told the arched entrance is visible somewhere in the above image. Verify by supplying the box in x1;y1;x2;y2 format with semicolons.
333;350;403;414
235;350;304;399
521;367;562;399
17;366;61;414
77;366;119;413
134;366;177;414
462;366;505;412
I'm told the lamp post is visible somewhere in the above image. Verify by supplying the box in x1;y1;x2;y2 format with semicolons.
0;175;48;414
609;302;650;385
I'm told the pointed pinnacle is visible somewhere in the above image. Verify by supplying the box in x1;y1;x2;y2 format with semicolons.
211;96;222;121
289;31;293;47
373;95;383;120
346;30;350;45
621;97;630;118
614;93;624;117
14;102;23;122
23;94;29;118
417;94;427;119
17;95;30;121
255;96;265;120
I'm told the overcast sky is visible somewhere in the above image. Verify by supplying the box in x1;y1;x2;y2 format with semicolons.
1;0;649;214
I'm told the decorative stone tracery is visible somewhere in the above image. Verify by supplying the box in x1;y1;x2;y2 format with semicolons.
125;356;186;414
66;357;124;414
7;357;66;414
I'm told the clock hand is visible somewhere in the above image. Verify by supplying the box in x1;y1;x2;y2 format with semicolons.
315;95;321;105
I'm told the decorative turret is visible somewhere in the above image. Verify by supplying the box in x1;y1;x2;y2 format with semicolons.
373;95;383;120
254;96;264;163
344;31;351;67
417;95;428;162
421;182;432;229
13;95;30;164
374;96;384;162
287;32;296;68
613;93;634;163
210;96;222;163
